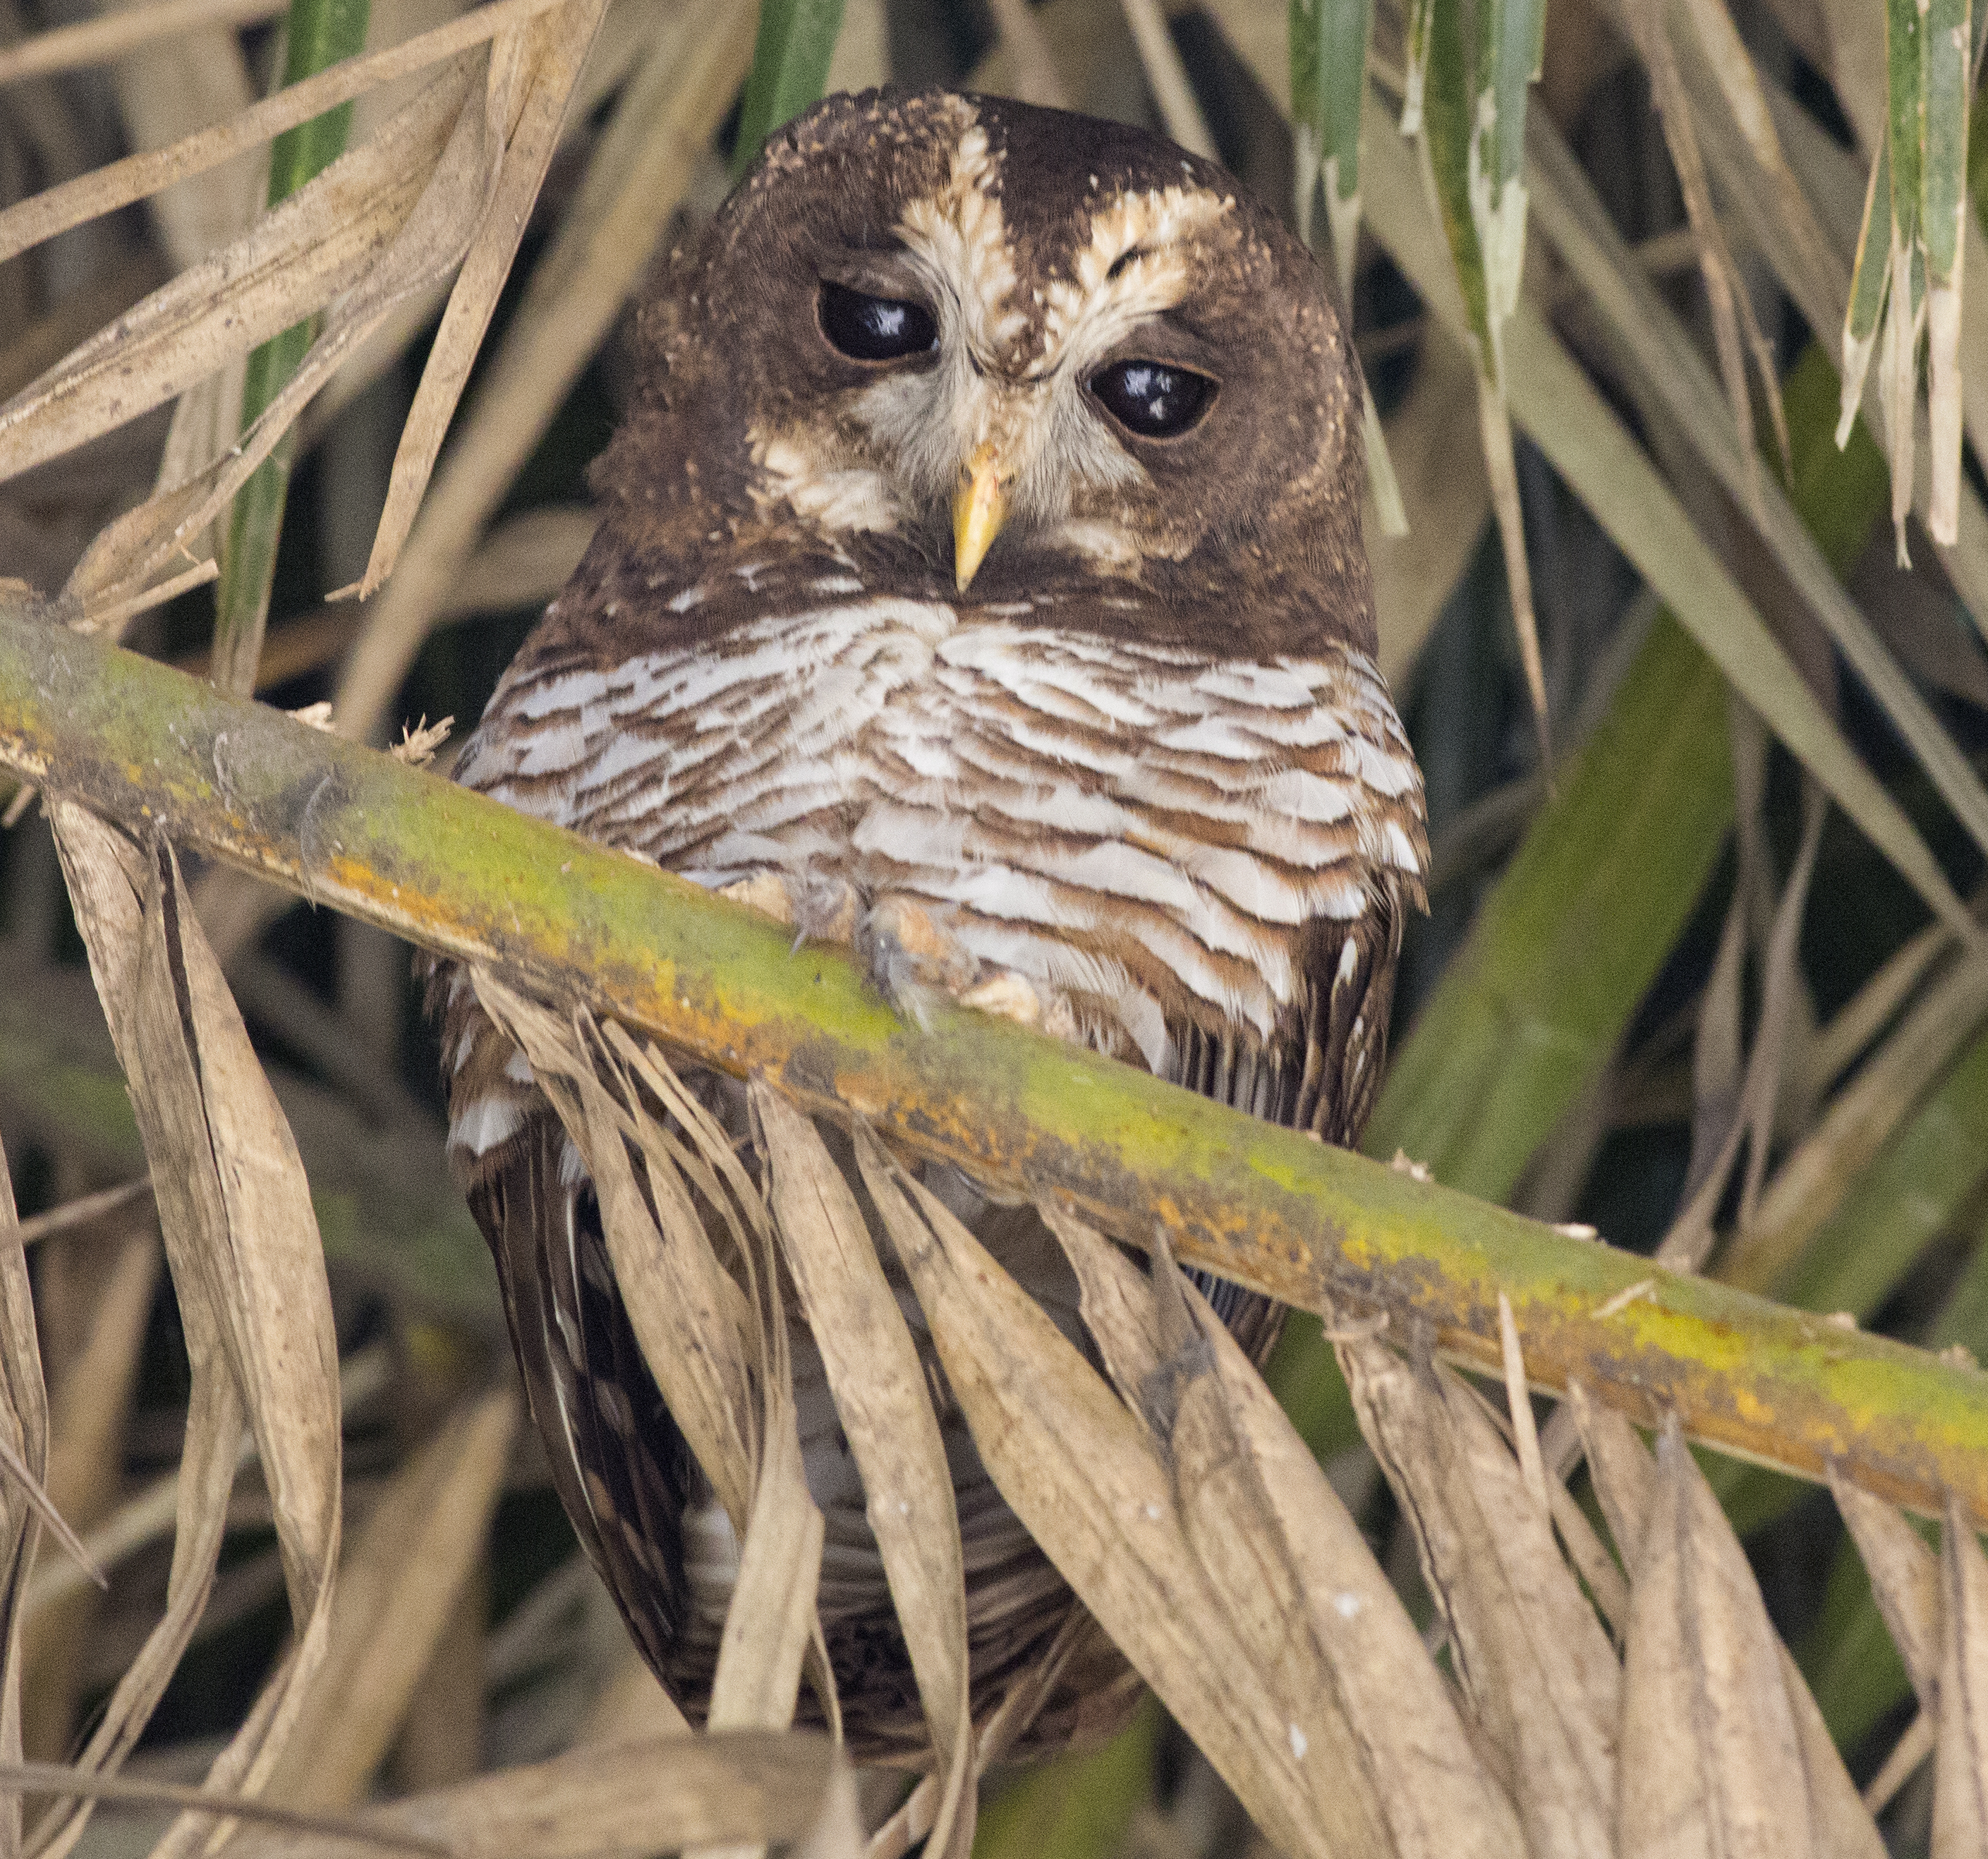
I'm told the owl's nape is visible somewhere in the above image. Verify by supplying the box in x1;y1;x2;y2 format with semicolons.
430;87;1429;1757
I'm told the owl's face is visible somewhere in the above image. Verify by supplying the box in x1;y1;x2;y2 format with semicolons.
613;89;1371;656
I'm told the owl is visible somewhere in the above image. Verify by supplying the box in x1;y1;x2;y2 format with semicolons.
431;87;1428;1760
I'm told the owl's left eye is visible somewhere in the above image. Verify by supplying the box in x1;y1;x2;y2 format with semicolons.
819;281;939;361
1088;359;1216;439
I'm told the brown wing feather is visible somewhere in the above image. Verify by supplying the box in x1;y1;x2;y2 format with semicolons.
449;1074;698;1703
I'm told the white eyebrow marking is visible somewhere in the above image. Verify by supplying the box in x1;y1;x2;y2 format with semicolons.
1037;186;1233;375
897;115;1025;363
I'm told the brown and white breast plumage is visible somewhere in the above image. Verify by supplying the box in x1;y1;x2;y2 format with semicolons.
429;84;1428;1760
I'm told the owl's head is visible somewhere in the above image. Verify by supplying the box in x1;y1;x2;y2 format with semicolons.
612;88;1371;653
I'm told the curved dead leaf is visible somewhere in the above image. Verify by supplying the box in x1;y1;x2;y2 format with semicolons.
754;1087;974;1859
1338;1336;1618;1859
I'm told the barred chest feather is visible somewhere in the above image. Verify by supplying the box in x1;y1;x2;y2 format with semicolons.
453;590;1424;1087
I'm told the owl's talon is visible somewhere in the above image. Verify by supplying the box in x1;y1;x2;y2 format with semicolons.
958;971;1043;1026
862;897;978;991
717;872;859;949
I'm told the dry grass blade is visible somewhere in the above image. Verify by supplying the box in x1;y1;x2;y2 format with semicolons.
332;0;755;745
104;0;258;278
1568;1361;1867;1855
753;1088;974;1859
1673;0;1838;317
1521;107;1988;887
864;1616;1101;1859
852;1141;1346;1859
15;1221;152;1749
1475;374;1550;756
1626;0;1786;507
704;1410;823;1738
983;0;1067;108
0;1131;47;1859
468;974;756;1528
1338;1337;1616;1858
343;0;612;600
1617;1419;1881;1859
1664;777;1827;1270
1371;328;1489;683
0;0;285;87
0;1429;98;1594
464;1005;832;1828
0;1766;449;1853
1566;1382;1653;1572
1496;1292;1548;1514
24;1348;389;1624
0;70;465;487
0;0;569;267
265;1388;517;1810
54;64;499;614
701;1156;825;1770
1934;1496;1988;1853
37;804;339;1859
1826;1462;1939;1709
1798;920;1955;1112
1719;946;1988;1293
1119;0;1216;158
219;1731;842;1859
1046;1205;1527;1859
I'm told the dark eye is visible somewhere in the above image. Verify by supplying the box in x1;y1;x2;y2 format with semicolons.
818;281;938;361
1088;359;1216;438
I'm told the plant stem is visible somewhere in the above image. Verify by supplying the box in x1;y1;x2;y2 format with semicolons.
211;0;371;696
3;601;1988;1527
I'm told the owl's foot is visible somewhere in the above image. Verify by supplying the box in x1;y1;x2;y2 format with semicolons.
861;897;1080;1041
859;897;979;1026
717;871;860;947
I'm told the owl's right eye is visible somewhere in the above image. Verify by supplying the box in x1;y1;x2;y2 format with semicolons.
818;281;939;361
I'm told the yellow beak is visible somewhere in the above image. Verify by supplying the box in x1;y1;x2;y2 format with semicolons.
952;442;1012;591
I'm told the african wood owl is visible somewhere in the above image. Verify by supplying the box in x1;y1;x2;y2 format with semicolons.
431;86;1428;1760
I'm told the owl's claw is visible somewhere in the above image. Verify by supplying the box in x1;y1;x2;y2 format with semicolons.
859;896;978;1029
861;897;1083;1043
717;871;859;948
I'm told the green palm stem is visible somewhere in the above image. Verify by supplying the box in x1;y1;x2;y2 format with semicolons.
210;0;371;697
1;599;1987;1525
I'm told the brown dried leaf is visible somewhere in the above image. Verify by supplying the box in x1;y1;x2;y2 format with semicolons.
1826;1462;1939;1707
221;1731;842;1859
1933;1498;1988;1855
22;1218;155;1754
1626;0;1787;507
101;0;258;273
1476;377;1550;756
40;805;339;1859
61;63;495;610
1057;1210;1525;1859
1339;1336;1618;1859
754;1087;974;1859
267;1388;518;1810
468;973;756;1527
1569;1380;1655;1577
1618;1419;1881;1859
346;0;611;598
0;1132;47;1859
0;0;283;86
1371;329;1489;687
0;0;568;267
705;1398;823;1738
853;1145;1329;1857
333;0;755;740
0;70;467;489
